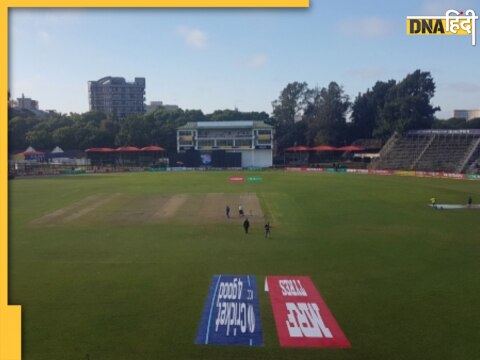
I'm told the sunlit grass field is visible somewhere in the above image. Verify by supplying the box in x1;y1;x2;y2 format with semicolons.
9;171;480;360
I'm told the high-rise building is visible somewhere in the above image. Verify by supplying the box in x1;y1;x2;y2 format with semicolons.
88;76;146;119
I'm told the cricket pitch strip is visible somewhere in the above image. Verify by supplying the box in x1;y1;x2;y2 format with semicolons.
31;193;264;226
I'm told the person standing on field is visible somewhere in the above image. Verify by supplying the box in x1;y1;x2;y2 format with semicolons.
264;222;271;238
226;205;230;218
239;205;244;217
243;218;250;234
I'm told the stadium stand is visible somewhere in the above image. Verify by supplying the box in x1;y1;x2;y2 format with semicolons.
370;132;432;170
465;144;480;174
371;130;480;173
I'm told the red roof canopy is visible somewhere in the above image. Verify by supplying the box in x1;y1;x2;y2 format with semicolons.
85;147;115;153
311;145;337;151
140;146;166;152
116;146;140;152
336;145;365;151
285;146;311;152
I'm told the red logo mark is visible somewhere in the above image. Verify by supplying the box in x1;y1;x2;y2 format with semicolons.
265;276;350;348
229;176;245;182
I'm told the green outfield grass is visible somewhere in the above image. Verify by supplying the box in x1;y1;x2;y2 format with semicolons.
9;171;480;360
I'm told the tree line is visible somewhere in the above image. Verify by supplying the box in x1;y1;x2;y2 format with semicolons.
8;69;480;153
8;107;269;152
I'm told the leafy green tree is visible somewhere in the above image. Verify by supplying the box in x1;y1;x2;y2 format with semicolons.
85;128;115;148
100;118;120;137
432;117;467;129
148;109;206;151
466;118;480;129
304;82;351;146
52;127;79;150
207;109;269;121
271;82;312;151
350;80;396;139
8;116;38;151
272;82;310;125
115;115;154;147
71;111;108;127
374;70;439;138
25;129;53;150
73;127;94;150
181;109;207;123
45;115;74;131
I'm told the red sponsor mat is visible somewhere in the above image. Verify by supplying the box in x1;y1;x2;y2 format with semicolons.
265;276;350;348
229;176;245;182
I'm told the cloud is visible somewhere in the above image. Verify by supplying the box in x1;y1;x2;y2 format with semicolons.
247;54;268;68
446;82;480;93
177;26;207;49
337;17;393;38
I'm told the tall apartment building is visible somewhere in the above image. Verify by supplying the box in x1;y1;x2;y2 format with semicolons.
88;76;146;119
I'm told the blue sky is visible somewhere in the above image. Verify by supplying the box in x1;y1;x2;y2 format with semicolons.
8;0;480;119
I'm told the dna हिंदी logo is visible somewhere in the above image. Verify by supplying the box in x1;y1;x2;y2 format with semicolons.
406;9;478;46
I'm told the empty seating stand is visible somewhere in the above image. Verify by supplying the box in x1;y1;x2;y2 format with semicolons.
371;134;431;170
371;130;480;173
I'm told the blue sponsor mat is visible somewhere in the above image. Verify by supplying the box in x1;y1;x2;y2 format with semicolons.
195;275;263;346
